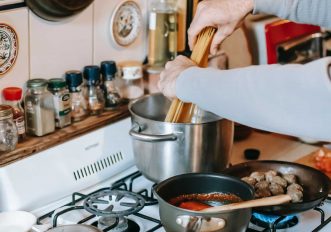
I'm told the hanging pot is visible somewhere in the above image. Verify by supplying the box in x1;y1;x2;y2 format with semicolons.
26;0;94;22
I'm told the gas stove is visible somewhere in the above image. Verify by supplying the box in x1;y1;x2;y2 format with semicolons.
1;118;331;232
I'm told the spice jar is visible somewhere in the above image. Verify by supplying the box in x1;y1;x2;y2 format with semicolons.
2;87;26;142
0;105;18;153
65;70;88;122
83;65;105;115
24;78;55;136
117;61;144;101
100;61;121;110
48;78;72;128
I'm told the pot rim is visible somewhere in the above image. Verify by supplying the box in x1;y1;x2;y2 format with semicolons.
129;93;223;125
153;172;255;214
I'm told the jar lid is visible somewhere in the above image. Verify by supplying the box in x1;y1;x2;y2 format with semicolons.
2;87;22;101
83;65;100;85
48;78;66;89
27;78;48;88
0;105;13;118
100;61;117;81
118;61;143;80
65;70;83;88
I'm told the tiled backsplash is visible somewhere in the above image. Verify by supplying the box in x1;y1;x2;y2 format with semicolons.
0;0;148;103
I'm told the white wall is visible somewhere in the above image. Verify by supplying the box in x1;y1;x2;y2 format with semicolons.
0;0;148;103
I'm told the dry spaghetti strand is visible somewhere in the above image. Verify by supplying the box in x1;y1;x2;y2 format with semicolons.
165;27;216;123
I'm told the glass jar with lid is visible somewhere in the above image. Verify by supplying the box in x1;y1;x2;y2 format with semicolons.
65;70;88;122
48;78;72;128
82;65;105;115
0;105;18;153
24;78;55;136
117;61;144;102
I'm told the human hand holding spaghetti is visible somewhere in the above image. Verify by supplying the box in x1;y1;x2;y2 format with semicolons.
188;0;253;55
158;55;196;99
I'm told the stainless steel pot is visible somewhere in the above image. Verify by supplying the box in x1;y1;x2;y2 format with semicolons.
128;93;234;183
154;173;254;232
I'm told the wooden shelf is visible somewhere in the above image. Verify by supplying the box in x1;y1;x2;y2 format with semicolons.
0;104;130;167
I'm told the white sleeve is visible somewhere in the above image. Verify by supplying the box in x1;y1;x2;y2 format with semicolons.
176;57;331;141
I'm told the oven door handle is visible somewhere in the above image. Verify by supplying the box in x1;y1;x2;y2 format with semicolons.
129;124;177;142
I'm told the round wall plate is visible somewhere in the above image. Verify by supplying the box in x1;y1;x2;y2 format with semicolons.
0;23;18;75
109;0;143;47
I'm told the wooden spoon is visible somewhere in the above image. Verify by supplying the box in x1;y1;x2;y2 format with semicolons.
201;194;292;213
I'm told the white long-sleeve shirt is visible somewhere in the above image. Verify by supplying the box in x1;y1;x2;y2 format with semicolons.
176;58;331;141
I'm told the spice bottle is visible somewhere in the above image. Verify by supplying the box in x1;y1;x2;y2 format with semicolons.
24;79;55;136
117;61;144;102
48;78;72;128
65;70;88;122
83;65;105;115
2;87;26;142
0;105;18;153
100;61;121;110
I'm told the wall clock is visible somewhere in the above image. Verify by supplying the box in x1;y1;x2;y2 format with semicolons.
109;0;143;47
0;23;18;75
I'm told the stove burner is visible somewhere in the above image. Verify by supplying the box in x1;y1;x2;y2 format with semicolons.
97;217;140;232
83;189;145;217
251;212;298;229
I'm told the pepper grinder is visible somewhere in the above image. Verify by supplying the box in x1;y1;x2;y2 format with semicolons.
83;65;105;115
100;61;121;110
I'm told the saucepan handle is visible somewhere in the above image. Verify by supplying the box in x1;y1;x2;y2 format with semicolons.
176;215;226;232
129;123;177;142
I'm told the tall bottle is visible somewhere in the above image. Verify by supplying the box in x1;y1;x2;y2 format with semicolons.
65;70;88;122
100;61;121;110
83;65;105;115
148;0;177;69
2;87;26;142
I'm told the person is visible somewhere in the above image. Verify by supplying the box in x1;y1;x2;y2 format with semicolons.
158;0;331;142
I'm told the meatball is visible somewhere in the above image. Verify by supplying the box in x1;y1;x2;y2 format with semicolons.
269;175;287;188
250;171;265;182
269;183;284;195
241;177;257;187
255;188;272;198
287;183;303;192
287;190;303;203
255;181;269;190
265;170;277;182
283;174;297;184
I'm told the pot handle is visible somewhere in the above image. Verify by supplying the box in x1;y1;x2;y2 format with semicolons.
129;124;177;142
176;215;226;232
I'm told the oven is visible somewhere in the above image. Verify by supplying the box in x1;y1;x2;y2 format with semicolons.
1;118;331;232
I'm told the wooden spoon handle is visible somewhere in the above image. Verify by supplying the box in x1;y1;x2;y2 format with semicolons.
201;194;292;213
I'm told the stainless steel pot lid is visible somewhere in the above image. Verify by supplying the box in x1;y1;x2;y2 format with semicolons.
47;225;102;232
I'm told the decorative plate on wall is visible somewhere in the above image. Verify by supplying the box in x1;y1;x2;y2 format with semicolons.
109;0;143;47
0;23;18;75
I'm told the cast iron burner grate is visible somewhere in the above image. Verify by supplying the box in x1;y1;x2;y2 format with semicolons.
250;213;298;229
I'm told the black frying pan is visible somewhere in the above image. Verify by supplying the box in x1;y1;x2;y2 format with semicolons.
222;160;330;215
26;0;94;21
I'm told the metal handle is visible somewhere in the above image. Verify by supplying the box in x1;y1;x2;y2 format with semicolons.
129;124;177;142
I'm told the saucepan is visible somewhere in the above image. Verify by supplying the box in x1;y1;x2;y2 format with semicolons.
129;93;234;183
223;160;330;215
154;173;255;232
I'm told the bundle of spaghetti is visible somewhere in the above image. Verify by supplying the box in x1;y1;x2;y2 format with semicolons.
165;27;216;123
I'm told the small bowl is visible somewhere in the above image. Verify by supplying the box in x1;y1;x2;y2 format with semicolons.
0;211;36;232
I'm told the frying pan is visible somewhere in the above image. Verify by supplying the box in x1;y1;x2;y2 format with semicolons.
26;0;94;21
222;160;330;215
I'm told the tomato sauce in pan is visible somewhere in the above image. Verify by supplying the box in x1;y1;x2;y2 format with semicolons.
169;192;243;211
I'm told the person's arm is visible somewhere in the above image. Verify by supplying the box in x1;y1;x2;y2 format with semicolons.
254;0;331;29
176;58;331;141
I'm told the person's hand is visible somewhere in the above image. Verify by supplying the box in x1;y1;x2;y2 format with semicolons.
158;55;196;99
188;0;254;55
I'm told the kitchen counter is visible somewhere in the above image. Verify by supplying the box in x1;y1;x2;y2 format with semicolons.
231;131;319;165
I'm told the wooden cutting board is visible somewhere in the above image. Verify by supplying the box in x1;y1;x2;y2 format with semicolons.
295;148;331;179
